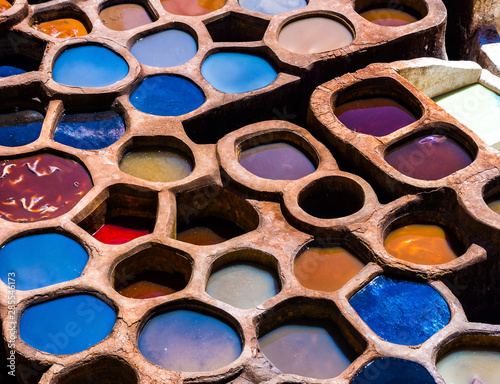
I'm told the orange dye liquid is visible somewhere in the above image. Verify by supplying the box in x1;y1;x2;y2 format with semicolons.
161;0;225;16
384;224;459;265
360;9;418;26
294;247;365;292
119;281;175;299
32;18;88;39
0;0;12;12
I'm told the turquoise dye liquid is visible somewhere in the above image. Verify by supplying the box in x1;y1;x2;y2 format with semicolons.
201;52;277;93
0;233;88;290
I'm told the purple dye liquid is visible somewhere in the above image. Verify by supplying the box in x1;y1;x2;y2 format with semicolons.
385;135;473;180
335;97;417;137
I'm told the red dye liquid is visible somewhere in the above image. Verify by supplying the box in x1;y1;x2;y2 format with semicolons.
385;135;472;180
335;97;417;137
93;224;149;244
0;154;92;222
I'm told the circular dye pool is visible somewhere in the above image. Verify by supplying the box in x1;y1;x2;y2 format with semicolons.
100;3;153;31
0;109;44;147
32;18;88;39
20;294;116;355
130;75;205;116
0;154;93;222
259;321;356;379
54;110;125;150
139;310;242;372
0;233;88;290
53;45;129;88
161;0;225;16
206;263;279;309
384;224;462;265
349;275;451;345
360;8;419;26
278;17;353;54
335;97;417;136
238;142;316;180
294;246;365;292
352;357;436;384
385;134;473;180
201;52;277;94
120;148;192;183
239;0;307;15
130;30;197;68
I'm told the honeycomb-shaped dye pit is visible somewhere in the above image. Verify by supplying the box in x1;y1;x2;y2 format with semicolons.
384;224;463;265
259;319;357;379
0;233;88;290
352;357;436;384
238;0;307;15
130;30;197;68
294;245;365;292
0;154;93;222
437;349;500;383
53;45;129;87
100;3;153;31
349;275;451;345
278;16;354;54
20;294;116;355
385;134;473;180
0;109;44;147
54;110;125;150
238;141;316;180
207;261;280;309
161;0;225;16
202;52;278;93
139;309;242;372
130;75;205;116
120;147;193;183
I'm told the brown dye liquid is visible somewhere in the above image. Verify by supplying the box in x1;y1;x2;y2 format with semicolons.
118;271;187;299
100;4;152;31
161;0;225;16
360;8;418;26
294;247;365;292
0;0;11;12
32;18;88;38
177;217;245;245
384;224;460;265
278;17;353;54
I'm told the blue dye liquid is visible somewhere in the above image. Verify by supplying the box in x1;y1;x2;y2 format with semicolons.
130;30;197;68
349;275;450;345
352;358;437;384
0;233;88;291
239;0;307;15
0;66;26;77
130;75;205;116
0;110;43;147
139;310;242;372
201;52;278;93
53;45;129;87
54;110;125;150
20;294;116;355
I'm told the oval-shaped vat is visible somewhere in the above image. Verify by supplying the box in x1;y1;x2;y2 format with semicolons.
139;309;241;371
100;3;153;31
53;45;129;88
161;0;225;16
238;0;307;15
437;349;500;384
0;233;88;290
20;294;116;355
201;52;277;94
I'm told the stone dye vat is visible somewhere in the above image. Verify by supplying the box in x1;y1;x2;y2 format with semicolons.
1;0;500;382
